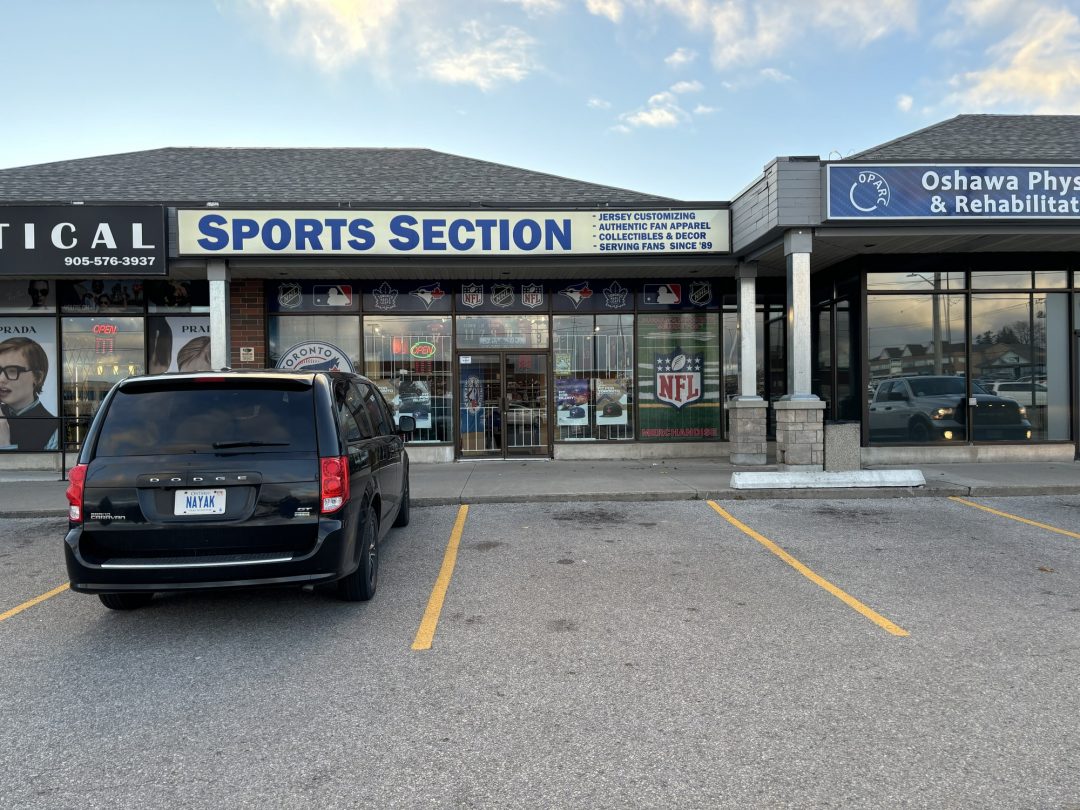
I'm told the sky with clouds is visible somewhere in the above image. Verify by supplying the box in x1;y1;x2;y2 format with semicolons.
2;0;1079;199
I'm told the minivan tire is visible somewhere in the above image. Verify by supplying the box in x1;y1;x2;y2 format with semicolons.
99;592;154;611
393;475;410;528
339;505;378;602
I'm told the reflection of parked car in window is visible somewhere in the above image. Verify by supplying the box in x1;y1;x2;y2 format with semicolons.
869;375;1031;442
983;381;1048;407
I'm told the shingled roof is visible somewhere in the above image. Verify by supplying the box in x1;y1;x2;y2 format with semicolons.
0;147;673;206
852;115;1080;161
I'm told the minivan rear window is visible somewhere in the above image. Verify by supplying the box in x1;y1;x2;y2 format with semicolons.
94;383;317;456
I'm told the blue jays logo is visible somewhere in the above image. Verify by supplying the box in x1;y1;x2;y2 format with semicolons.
372;281;398;310
276;341;355;373
461;284;484;309
655;348;702;409
603;281;628;309
559;282;593;308
411;283;446;310
521;284;544;308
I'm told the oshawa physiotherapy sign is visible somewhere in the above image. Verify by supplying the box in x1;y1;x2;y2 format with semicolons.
176;209;730;257
827;164;1080;220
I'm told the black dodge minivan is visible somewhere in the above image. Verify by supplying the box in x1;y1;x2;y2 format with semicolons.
64;370;413;610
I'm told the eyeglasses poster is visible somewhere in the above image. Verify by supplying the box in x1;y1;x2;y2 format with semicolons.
147;317;212;374
0;279;55;312
0;318;59;450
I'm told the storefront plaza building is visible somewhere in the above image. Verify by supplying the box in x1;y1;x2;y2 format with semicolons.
0;114;1078;471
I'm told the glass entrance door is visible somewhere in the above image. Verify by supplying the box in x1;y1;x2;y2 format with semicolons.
458;353;549;458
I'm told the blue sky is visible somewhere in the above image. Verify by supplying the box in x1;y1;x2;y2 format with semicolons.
3;0;1079;200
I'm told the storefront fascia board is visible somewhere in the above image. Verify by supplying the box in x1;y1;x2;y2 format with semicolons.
208;253;739;280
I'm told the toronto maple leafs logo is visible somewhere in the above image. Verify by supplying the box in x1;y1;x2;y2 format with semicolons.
602;281;628;309
521;284;544;308
372;281;399;310
559;282;593;309
411;283;446;310
655;348;703;409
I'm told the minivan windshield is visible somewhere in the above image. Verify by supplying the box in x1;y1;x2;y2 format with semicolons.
94;382;317;456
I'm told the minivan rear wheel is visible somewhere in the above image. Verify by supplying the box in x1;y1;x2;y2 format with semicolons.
339;505;378;602
99;592;154;611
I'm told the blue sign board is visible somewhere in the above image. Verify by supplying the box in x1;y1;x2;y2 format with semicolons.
827;164;1080;220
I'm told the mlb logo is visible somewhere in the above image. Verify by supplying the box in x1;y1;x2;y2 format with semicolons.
642;284;682;305
655;350;703;409
461;284;484;309
521;284;544;308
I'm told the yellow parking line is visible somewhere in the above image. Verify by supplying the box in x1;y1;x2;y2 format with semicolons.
412;505;469;651
0;583;70;623
949;496;1080;541
707;501;909;637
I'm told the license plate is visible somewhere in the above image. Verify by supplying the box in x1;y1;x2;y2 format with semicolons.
175;488;227;516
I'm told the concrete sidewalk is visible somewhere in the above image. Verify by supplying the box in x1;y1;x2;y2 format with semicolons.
2;459;1078;518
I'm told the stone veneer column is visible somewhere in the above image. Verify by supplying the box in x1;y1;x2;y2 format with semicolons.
726;399;768;465
773;399;825;472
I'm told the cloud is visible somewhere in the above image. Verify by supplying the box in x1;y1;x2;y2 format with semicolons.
616;82;701;129
245;0;402;71
588;97;612;109
693;103;716;114
759;67;791;82
420;22;538;91
501;0;563;16
591;0;916;70
665;47;698;67
943;6;1080;113
670;80;703;93
897;93;914;112
585;0;629;23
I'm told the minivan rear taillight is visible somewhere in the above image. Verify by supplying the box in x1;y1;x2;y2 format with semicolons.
66;464;88;523
320;455;349;514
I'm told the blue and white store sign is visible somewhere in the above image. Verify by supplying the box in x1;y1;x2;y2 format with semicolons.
827;164;1080;220
177;209;730;256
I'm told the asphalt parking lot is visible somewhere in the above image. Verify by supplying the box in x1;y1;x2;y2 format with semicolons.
2;496;1079;809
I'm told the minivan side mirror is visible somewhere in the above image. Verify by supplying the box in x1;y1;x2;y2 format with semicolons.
396;415;416;436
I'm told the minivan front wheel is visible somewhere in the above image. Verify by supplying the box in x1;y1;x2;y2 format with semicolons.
339;505;378;602
99;592;154;611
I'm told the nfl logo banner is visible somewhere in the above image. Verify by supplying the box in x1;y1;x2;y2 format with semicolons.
655;349;703;409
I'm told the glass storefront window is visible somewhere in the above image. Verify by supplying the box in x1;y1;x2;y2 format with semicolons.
867;294;965;443
364;316;452;444
146;280;210;313
147;316;212;374
0;318;60;451
268;315;361;371
970;270;1034;289
62;316;144;449
59;279;145;313
636;313;720;441
552;314;634;441
0;279;55;312
972;294;1069;440
456;315;549;350
867;272;964;291
1034;271;1069;289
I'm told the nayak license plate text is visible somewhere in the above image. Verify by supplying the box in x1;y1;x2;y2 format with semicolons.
175;488;227;516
